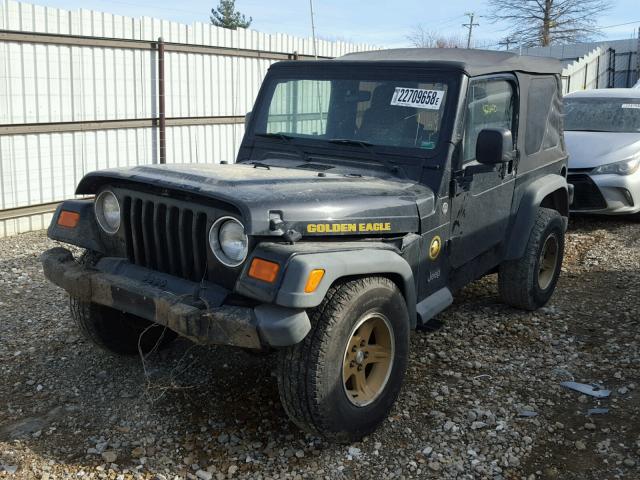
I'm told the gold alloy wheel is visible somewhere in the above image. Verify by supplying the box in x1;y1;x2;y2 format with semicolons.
342;312;395;407
538;233;559;290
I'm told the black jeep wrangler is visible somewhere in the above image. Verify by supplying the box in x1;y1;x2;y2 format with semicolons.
42;49;569;442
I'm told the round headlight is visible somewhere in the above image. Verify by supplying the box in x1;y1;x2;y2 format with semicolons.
95;190;121;234
209;217;248;267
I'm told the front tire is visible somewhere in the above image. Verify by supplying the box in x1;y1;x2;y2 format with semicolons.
499;207;565;310
70;299;177;355
277;277;409;443
69;250;177;355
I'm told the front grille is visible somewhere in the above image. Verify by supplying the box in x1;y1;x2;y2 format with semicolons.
568;174;607;210
122;195;209;282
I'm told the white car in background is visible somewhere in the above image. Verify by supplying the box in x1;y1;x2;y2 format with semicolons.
564;88;640;217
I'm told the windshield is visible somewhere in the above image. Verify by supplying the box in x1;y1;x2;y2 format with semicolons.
564;97;640;132
255;75;450;150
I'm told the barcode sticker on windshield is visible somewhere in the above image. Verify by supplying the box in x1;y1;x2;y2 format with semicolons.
622;103;640;109
390;87;444;110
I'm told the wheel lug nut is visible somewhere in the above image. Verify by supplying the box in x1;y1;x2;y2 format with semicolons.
350;361;355;368
360;340;365;347
357;365;363;371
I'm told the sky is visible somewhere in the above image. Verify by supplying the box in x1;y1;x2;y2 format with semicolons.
23;0;640;48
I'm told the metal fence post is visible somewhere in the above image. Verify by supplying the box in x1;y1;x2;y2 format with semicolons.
158;37;166;164
637;28;640;84
583;63;588;90
607;48;615;88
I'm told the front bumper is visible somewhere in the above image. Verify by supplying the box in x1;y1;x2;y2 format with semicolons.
568;172;640;215
41;248;310;349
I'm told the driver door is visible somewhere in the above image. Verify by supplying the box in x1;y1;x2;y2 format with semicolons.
449;76;518;269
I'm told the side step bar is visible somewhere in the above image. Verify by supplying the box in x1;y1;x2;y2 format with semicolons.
416;287;453;326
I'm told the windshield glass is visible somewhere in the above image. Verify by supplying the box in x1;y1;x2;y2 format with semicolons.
564;97;640;132
256;75;450;150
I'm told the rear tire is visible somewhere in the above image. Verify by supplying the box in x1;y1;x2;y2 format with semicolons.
70;250;176;355
499;207;564;310
277;277;409;443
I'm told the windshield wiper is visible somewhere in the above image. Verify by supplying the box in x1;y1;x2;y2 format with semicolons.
251;161;271;170
566;129;609;132
328;138;374;147
255;132;294;141
327;138;408;178
254;132;310;162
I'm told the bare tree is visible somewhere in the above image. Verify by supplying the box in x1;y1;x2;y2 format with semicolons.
406;25;437;48
407;25;465;48
486;0;612;47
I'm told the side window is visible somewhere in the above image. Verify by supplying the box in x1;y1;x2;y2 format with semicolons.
463;79;515;163
525;77;560;155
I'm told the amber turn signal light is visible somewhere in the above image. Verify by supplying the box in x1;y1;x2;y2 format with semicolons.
57;210;80;228
304;269;325;293
248;258;280;283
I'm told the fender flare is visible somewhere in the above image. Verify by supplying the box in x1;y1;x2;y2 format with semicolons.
505;173;568;260
47;200;105;253
275;249;417;327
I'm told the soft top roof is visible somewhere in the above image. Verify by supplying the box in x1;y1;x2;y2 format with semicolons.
331;48;562;76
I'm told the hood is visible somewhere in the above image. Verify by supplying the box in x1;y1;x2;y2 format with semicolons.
565;131;640;169
76;163;434;236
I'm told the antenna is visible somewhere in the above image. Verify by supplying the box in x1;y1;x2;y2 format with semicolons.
463;12;479;49
309;0;318;59
308;0;323;131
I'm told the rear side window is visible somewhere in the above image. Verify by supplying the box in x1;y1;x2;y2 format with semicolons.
525;77;561;155
463;79;515;163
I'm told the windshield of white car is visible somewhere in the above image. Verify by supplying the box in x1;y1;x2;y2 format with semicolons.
564;98;640;132
255;78;449;151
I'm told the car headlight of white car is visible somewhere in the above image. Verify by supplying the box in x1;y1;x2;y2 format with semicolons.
591;155;640;176
94;190;121;234
208;217;249;267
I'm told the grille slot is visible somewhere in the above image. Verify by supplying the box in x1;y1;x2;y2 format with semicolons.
123;195;208;281
568;174;607;210
152;203;167;273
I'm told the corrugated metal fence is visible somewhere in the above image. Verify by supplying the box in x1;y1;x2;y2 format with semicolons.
516;37;640;94
0;0;375;237
561;48;609;94
561;47;639;95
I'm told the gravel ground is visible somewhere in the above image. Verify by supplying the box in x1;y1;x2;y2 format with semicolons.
0;216;638;480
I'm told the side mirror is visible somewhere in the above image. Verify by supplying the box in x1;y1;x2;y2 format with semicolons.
244;111;252;129
476;128;513;165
